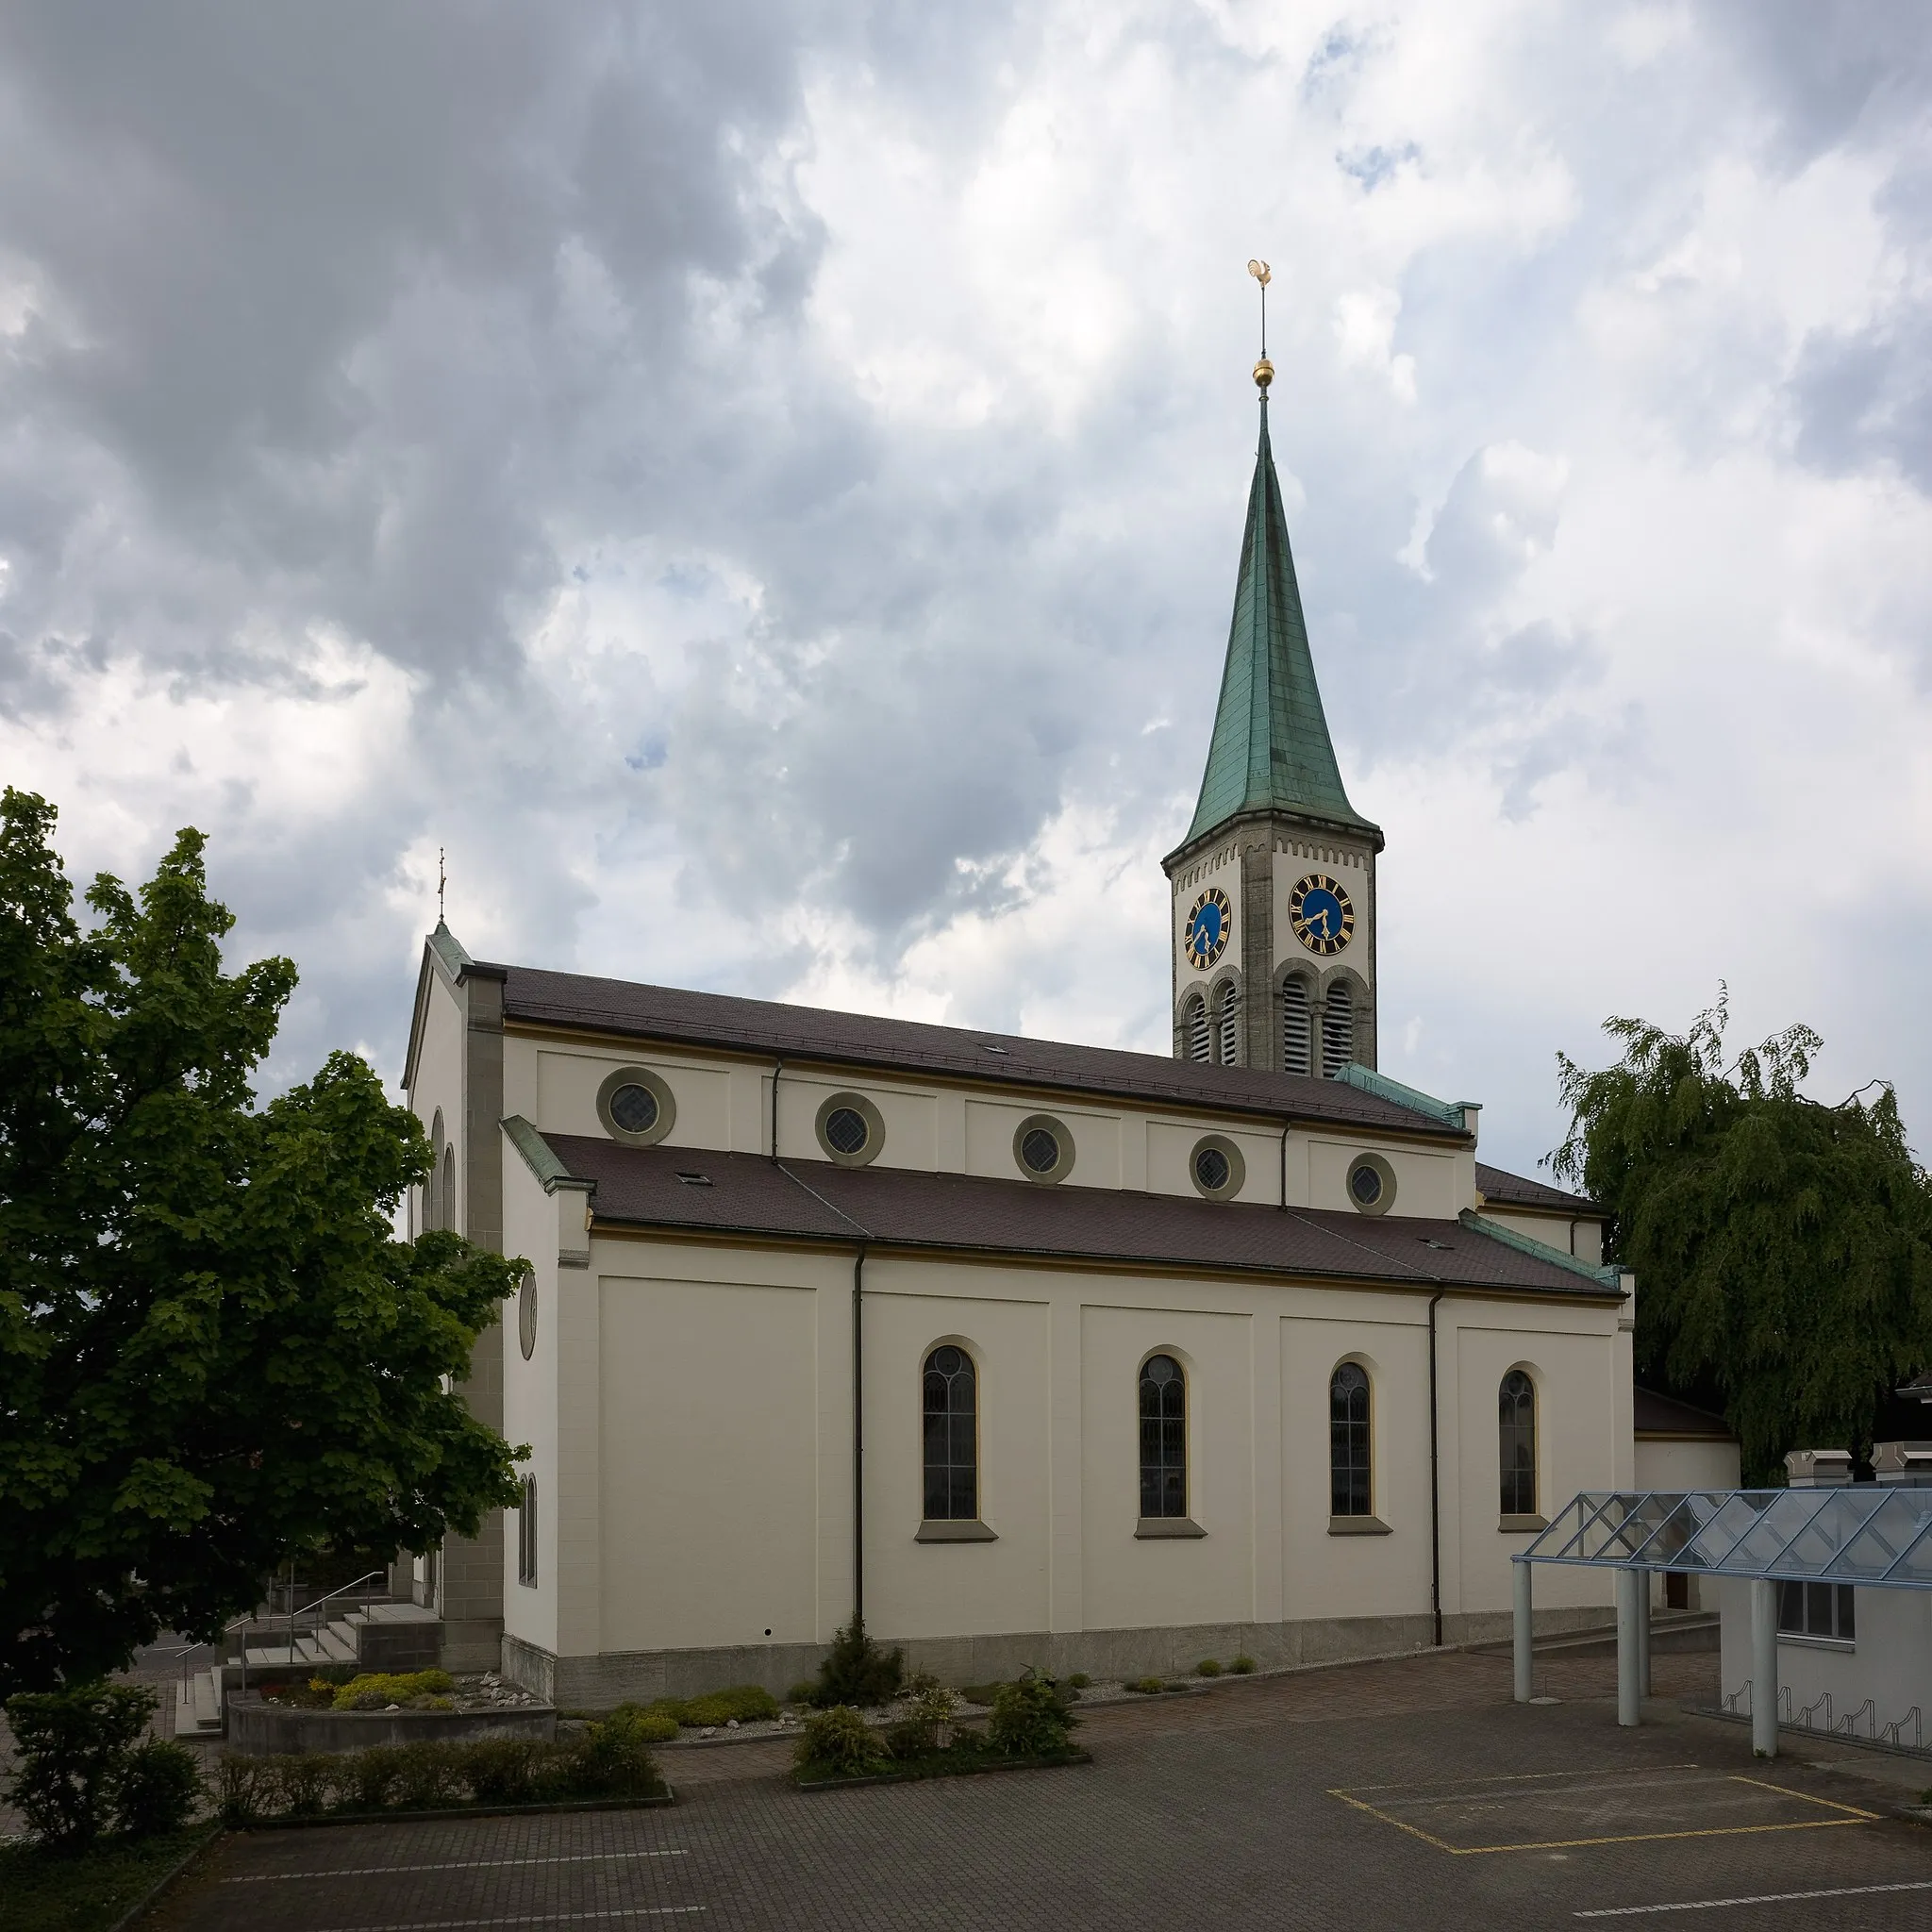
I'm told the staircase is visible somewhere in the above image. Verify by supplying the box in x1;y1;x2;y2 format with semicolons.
174;1585;444;1739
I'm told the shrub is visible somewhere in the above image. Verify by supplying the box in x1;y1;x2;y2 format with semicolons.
812;1616;903;1708
462;1738;547;1805
794;1706;888;1779
4;1682;158;1845
272;1754;335;1818
1067;1673;1091;1690
331;1670;456;1711
987;1671;1075;1758
625;1710;681;1744
571;1707;664;1800
883;1719;933;1760
1229;1656;1257;1674
1196;1658;1223;1677
108;1739;203;1836
336;1746;406;1814
678;1685;779;1727
786;1681;819;1707
1124;1676;1163;1694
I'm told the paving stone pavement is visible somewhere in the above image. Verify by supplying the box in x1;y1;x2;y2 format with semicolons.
134;1646;1932;1931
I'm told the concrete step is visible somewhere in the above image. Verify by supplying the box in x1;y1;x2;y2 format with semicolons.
173;1667;225;1738
311;1624;358;1662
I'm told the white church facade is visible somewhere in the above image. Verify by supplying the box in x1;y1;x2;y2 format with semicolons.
401;375;1635;1705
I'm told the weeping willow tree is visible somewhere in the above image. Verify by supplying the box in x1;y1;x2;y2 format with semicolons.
1550;991;1932;1483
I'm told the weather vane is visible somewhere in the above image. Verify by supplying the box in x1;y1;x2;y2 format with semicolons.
438;846;446;924
1247;258;1274;392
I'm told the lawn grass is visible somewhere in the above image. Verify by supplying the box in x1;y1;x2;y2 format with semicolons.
0;1826;218;1932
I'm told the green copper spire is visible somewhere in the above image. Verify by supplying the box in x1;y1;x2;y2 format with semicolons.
1181;398;1376;846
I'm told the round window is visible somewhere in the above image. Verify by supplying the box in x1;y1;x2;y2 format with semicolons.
814;1092;885;1167
1194;1146;1230;1191
1188;1133;1245;1201
824;1107;870;1157
1346;1153;1395;1215
596;1066;675;1146
1022;1127;1061;1174
518;1274;537;1360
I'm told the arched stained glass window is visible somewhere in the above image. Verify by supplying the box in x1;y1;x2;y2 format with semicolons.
441;1144;458;1236
1330;1363;1371;1518
1322;983;1354;1077
1215;983;1240;1067
427;1110;445;1231
923;1346;978;1522
517;1475;537;1587
1183;994;1210;1063
1139;1354;1188;1519
1283;978;1312;1076
1500;1371;1537;1517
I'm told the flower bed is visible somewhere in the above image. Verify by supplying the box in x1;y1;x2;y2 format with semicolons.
218;1710;667;1824
794;1737;1091;1790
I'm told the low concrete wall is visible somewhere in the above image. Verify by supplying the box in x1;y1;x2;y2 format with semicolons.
359;1619;443;1673
228;1694;556;1757
504;1606;1608;1709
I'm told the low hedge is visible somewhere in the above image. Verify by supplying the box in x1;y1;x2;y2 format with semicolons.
219;1710;664;1824
625;1685;779;1732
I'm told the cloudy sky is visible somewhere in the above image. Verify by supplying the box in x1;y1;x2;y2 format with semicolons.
2;0;1926;1176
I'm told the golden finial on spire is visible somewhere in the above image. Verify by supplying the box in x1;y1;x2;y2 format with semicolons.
1247;258;1274;391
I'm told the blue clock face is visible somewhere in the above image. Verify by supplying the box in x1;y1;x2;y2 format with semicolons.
1184;888;1232;970
1289;874;1355;957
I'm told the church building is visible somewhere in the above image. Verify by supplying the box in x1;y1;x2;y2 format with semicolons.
401;365;1631;1704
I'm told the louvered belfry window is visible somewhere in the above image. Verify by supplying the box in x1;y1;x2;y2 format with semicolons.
1215;983;1240;1066
923;1346;978;1522
1183;994;1210;1062
1282;978;1312;1075
1322;983;1354;1077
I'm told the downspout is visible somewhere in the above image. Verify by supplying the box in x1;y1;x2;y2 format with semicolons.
771;1058;784;1161
853;1246;866;1628
1428;1289;1445;1647
1278;1119;1291;1208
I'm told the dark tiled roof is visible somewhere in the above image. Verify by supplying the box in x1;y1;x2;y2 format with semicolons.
1898;1372;1932;1400
1633;1388;1736;1441
491;965;1462;1140
537;1134;1617;1300
1475;1161;1602;1216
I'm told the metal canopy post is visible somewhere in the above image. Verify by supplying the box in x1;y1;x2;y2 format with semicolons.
1512;1557;1533;1703
1616;1567;1642;1726
1750;1576;1778;1758
1636;1570;1652;1695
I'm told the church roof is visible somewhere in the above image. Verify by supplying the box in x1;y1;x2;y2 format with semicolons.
491;963;1468;1141
1177;399;1379;852
531;1133;1622;1300
1633;1388;1736;1441
1474;1161;1605;1217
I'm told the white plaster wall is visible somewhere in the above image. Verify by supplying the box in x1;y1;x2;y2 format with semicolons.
1269;838;1374;988
1281;1313;1434;1623
1451;1317;1619;1617
597;1271;824;1654
1480;1206;1605;1267
962;1098;1123;1191
1171;843;1244;994
409;969;467;1235
862;1274;1053;1639
1145;1120;1279;1205
777;1073;941;1172
499;1148;557;1658
1078;1304;1256;1631
1718;1581;1932;1737
536;1047;734;1152
1304;1134;1461;1219
1635;1438;1741;1492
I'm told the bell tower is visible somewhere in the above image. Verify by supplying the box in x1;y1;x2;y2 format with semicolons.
1163;265;1383;1076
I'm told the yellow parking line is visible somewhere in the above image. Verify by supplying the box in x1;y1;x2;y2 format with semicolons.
1327;1771;1879;1856
1340;1764;1700;1794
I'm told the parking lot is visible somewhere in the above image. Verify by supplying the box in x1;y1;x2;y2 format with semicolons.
145;1646;1932;1932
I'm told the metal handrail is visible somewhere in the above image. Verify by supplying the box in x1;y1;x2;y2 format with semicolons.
185;1567;390;1703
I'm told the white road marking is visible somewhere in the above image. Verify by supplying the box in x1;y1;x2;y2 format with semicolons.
1576;1879;1932;1917
315;1912;704;1931
227;1851;686;1883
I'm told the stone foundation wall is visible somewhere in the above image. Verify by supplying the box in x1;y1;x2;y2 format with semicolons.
500;1604;1610;1709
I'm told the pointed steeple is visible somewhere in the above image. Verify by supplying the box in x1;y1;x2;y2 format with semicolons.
1181;398;1377;848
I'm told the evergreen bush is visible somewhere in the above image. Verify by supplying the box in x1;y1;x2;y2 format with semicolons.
811;1616;903;1708
1196;1658;1223;1676
986;1671;1075;1757
1229;1656;1257;1674
113;1740;205;1838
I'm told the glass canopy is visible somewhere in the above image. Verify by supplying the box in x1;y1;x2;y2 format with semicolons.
1519;1489;1932;1591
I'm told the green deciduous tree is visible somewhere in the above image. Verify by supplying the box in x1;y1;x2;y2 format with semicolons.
1551;991;1932;1481
0;790;525;1698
